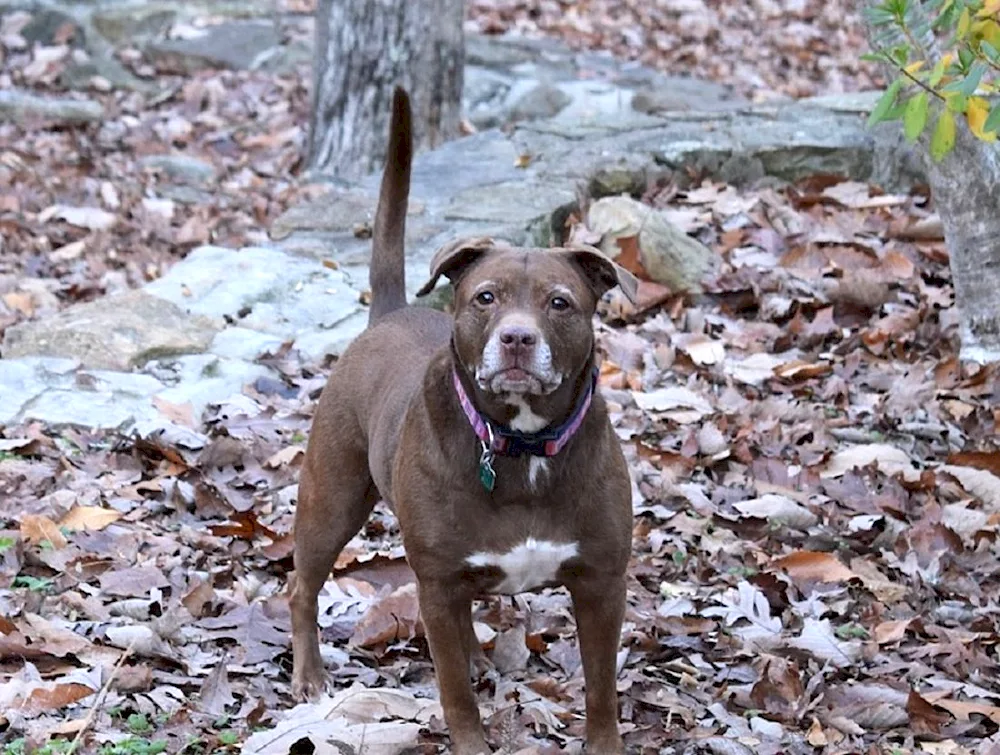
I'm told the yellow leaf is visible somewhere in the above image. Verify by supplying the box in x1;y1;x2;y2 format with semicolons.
904;60;926;74
958;7;972;38
973;18;1000;47
967;96;998;141
941;53;955;68
977;0;1000;18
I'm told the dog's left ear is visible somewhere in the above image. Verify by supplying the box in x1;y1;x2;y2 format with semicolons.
557;245;639;305
415;237;495;297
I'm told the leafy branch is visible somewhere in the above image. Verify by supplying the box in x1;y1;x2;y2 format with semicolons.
865;0;1000;160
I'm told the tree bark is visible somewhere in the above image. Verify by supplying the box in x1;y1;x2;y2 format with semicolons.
864;1;1000;363
308;0;465;180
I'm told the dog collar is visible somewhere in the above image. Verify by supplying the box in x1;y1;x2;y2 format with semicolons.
452;366;599;491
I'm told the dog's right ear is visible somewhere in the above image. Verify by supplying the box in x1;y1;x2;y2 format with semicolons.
415;237;495;297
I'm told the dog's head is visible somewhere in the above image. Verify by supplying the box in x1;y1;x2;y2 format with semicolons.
416;238;638;397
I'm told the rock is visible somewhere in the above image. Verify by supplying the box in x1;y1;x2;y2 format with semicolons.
1;291;218;371
146;21;282;72
292;314;368;364
3;368;166;430
464;66;513;128
631;77;744;114
140;154;217;185
20;9;83;46
149;355;273;420
444;181;576;225
589;164;647;198
143;245;366;340
209;328;285;361
508;83;572;123
380;130;526;206
91;4;179;44
587;197;716;292
465;33;574;76
0;358;79;426
412;283;454;313
270;190;430;240
0;90;103;124
22;387;159;430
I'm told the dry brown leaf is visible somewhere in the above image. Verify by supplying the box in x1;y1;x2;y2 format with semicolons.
264;445;305;469
350;583;422;647
58;506;121;532
771;550;856;583
152;396;197;428
873;619;912;645
19;514;68;548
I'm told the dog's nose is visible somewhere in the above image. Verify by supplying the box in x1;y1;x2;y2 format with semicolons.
498;325;538;351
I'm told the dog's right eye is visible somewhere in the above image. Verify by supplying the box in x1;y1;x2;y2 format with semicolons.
475;291;495;305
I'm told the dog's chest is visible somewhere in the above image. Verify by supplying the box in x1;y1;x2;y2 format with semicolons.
466;537;578;594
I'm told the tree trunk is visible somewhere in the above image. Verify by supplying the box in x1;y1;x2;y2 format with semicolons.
864;1;1000;363
308;0;465;180
929;129;1000;364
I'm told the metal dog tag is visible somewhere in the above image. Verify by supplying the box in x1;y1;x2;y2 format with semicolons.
478;455;497;492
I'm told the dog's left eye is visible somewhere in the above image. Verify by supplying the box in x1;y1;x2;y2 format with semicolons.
550;296;571;311
475;291;495;305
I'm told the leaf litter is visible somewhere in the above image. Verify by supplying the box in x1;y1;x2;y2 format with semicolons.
3;162;999;753
3;3;1000;755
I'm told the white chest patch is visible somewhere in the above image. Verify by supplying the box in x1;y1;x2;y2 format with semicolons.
466;538;578;594
507;397;548;433
527;456;550;489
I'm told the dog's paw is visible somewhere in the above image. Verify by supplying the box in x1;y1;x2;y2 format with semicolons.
291;665;330;701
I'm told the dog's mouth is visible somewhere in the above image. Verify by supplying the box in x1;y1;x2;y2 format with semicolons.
476;366;560;396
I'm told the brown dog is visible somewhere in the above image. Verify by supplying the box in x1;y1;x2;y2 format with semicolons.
290;88;638;755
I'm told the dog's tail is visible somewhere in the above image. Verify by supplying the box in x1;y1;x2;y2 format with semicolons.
368;87;413;326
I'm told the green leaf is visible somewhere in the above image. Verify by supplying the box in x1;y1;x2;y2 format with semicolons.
928;58;947;88
890;45;911;66
985;103;1000;135
930;110;957;161
958;48;974;69
903;92;930;141
982;41;1000;61
884;100;908;121
865;6;897;24
946;93;968;112
867;78;905;127
941;60;988;95
860;52;888;62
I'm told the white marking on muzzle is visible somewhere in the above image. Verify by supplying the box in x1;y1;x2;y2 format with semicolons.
476;312;558;394
466;538;578;594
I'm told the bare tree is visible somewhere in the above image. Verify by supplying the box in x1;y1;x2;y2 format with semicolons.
308;0;465;180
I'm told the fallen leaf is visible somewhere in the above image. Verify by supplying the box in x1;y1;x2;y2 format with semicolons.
771;551;856;583
58;506;121;532
733;495;818;529
786;618;862;668
19;514;68;549
821;444;918;481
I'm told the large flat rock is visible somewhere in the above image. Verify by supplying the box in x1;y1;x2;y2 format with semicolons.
0;358;79;426
1;290;218;371
145;20;281;71
143;245;367;338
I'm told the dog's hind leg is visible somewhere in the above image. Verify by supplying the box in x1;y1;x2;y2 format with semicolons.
290;435;378;700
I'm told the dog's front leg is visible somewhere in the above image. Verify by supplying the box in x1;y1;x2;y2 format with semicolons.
570;575;627;754
419;580;490;755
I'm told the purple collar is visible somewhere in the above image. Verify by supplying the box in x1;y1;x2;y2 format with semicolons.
452;367;598;458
